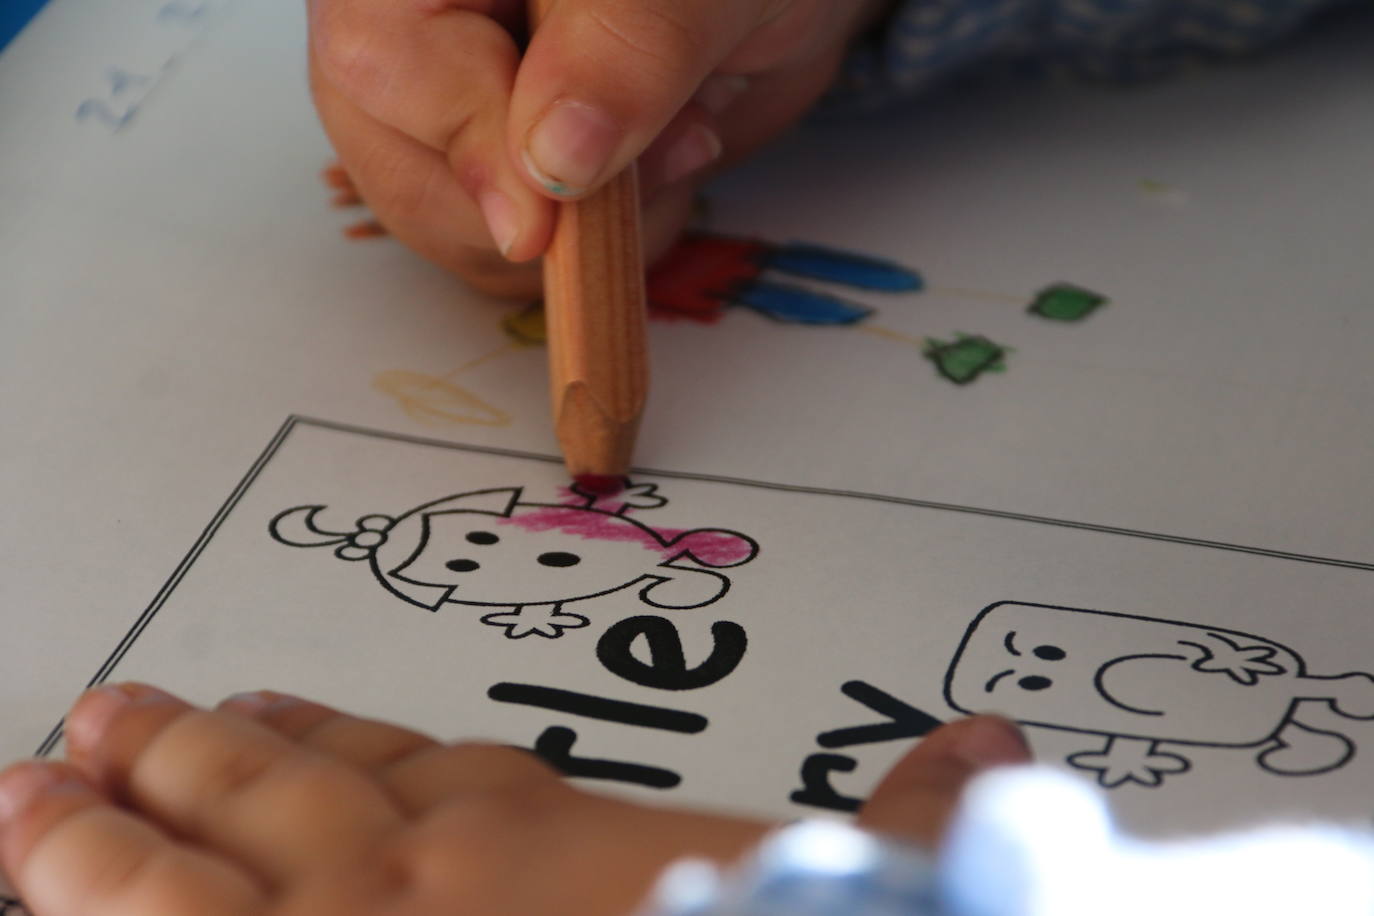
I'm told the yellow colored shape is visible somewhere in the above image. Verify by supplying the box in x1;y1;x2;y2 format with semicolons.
502;302;548;346
859;324;925;349
373;370;511;427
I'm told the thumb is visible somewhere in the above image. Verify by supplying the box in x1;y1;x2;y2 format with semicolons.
510;0;771;198
856;716;1031;850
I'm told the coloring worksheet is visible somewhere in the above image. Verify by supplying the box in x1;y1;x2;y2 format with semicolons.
51;416;1374;839
3;11;1373;911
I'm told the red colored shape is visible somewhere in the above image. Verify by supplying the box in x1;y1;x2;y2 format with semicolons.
646;234;771;323
666;528;756;567
574;474;625;496
498;506;755;567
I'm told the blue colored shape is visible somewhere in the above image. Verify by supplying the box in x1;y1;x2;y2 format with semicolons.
0;0;50;54
735;282;874;326
766;243;923;292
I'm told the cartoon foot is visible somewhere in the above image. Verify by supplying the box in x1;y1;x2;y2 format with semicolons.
1067;737;1190;788
480;606;590;639
1257;720;1355;776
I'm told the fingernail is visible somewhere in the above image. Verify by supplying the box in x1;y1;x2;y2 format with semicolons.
478;189;520;257
221;691;276;713
220;690;301;716
948;717;1032;769
65;683;176;756
693;75;749;114
659;124;722;187
0;763;77;823
523;100;621;196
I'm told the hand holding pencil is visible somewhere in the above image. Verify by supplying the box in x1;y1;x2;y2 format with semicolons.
306;0;891;298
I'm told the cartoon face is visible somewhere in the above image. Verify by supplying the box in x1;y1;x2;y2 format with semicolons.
945;602;1307;746
270;485;759;625
386;506;680;606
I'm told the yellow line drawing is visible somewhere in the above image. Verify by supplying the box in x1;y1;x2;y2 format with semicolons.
372;342;523;428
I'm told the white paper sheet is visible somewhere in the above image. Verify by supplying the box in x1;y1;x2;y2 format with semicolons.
3;0;1373;870
52;416;1374;839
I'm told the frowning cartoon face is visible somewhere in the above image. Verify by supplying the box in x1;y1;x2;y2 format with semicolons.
944;602;1308;747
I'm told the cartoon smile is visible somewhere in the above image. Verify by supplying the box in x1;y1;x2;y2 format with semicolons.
1093;653;1189;717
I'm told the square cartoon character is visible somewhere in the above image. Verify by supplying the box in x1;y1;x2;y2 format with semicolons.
270;480;757;639
945;602;1374;788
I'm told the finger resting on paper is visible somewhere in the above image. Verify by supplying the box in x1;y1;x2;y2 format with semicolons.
218;691;440;773
0;760;263;916
63;684;401;884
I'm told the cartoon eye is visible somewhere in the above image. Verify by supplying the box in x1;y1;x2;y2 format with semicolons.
445;559;480;572
1032;645;1066;661
466;531;499;545
1018;675;1052;691
537;551;580;568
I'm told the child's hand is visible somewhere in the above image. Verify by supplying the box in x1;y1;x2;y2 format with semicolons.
308;0;889;297
0;684;1026;916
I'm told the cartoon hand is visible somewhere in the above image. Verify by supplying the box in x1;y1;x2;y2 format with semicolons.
480;606;590;639
1179;632;1286;686
570;479;668;514
1068;737;1190;788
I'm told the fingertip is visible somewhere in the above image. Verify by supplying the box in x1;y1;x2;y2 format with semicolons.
939;715;1032;770
509;0;754;203
519;99;624;199
477;189;521;258
490;186;554;263
874;716;1031;795
476;187;554;263
0;761;96;876
65;684;180;764
856;716;1031;848
639;108;723;199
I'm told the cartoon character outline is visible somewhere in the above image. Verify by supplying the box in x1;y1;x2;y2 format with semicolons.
945;601;1374;788
270;480;758;639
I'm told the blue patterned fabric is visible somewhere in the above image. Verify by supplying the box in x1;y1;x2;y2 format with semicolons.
0;0;50;53
638;820;941;916
839;0;1363;103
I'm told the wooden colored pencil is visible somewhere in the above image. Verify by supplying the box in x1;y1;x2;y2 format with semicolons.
527;0;648;484
540;152;648;484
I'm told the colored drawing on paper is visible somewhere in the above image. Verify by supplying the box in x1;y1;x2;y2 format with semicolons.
371;343;521;428
1138;178;1190;207
323;167;1111;413
502;302;547;345
643;235;917;326
946;602;1374;789
372;369;511;427
922;334;1009;385
269;479;758;640
1028;283;1108;321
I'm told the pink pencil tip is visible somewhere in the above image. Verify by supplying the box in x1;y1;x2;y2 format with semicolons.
574;474;624;496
